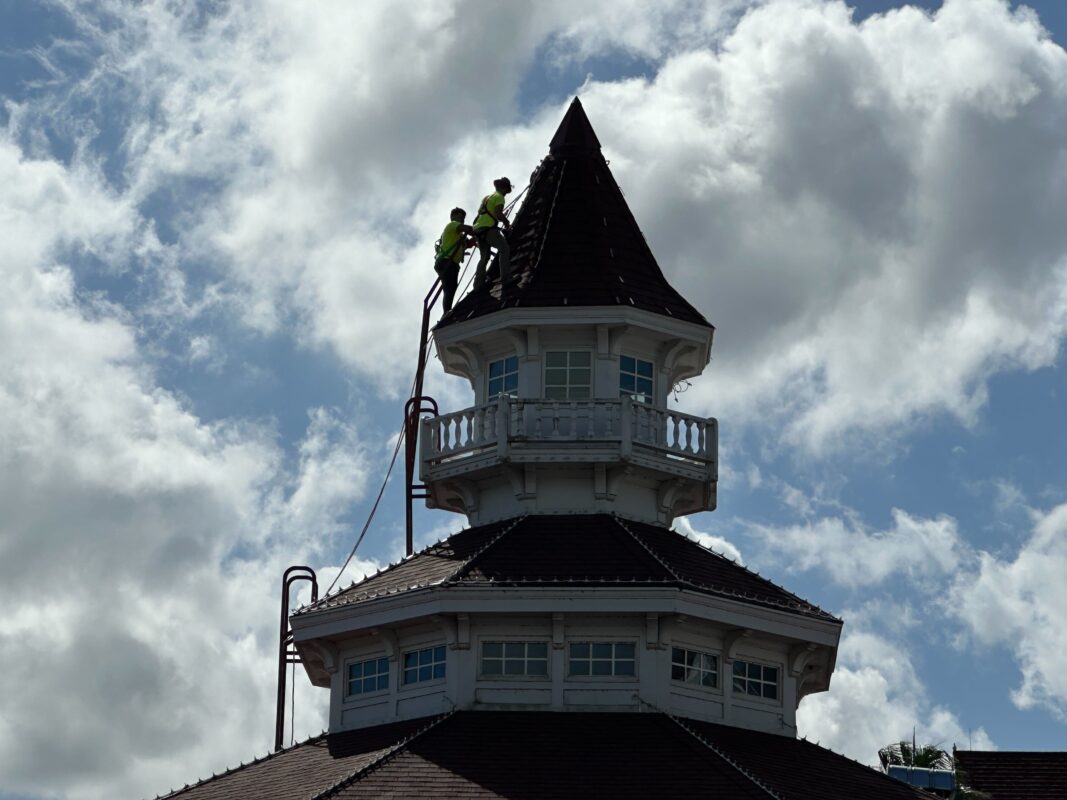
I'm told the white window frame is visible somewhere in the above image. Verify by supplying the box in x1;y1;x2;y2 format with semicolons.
479;639;550;680
488;355;519;398
345;654;391;698
731;658;780;702
401;644;447;687
567;640;637;679
619;354;655;404
543;350;593;401
670;646;719;691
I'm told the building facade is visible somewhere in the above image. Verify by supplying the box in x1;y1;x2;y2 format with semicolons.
161;99;936;800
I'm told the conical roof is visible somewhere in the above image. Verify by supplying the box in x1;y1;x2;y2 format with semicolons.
438;98;712;329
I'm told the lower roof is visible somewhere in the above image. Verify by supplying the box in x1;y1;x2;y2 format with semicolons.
160;711;935;800
954;750;1067;800
296;514;837;623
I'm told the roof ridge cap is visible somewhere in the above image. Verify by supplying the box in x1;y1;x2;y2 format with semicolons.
152;731;328;799
670;525;840;622
667;715;785;800
612;515;684;583
310;711;455;799
444;514;528;585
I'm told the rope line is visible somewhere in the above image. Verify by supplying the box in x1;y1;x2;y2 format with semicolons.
322;182;530;596
324;425;406;595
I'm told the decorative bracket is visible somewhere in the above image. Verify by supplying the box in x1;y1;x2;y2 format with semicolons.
370;627;400;662
552;613;565;650
645;613;663;649
303;641;340;675
723;628;752;662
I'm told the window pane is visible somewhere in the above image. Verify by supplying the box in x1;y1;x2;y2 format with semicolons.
545;352;566;367
504;642;525;658
748;663;762;679
733;678;745;693
570;660;589;676
701;672;716;688
489;360;504;378
528;642;547;659
504;660;524;676
637;360;653;378
362;677;375;692
620;373;636;392
747;682;762;696
545;386;567;400
504;373;518;391
763;683;777;699
377;674;389;690
432;663;445;680
483;642;502;658
568;368;591;385
765;667;778;683
570;352;591;366
591;660;613;676
621;355;635;372
405;669;417;684
591;643;612;659
405;652;418;669
733;661;745;676
615;643;635;659
569;386;590;399
615;661;635;676
350;663;363;679
488;378;502;396
528;659;548;676
637;377;653;394
571;643;589;658
419;665;432;681
672;664;685;681
505;356;518;372
545;368;567;385
483;659;502;676
433;646;446;662
671;648;683;663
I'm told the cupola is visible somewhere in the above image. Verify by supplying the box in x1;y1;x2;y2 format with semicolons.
426;97;718;527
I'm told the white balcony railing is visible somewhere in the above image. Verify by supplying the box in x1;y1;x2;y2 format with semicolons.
420;396;717;480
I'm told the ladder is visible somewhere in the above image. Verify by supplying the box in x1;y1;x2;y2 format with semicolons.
404;279;442;556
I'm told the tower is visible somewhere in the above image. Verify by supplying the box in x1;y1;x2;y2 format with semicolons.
163;100;935;800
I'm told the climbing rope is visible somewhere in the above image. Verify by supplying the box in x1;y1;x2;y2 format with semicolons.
322;181;531;595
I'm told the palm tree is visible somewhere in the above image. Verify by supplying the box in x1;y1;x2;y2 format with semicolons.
879;740;953;771
879;741;991;799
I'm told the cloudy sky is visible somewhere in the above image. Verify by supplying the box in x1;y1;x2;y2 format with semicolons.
2;0;1067;797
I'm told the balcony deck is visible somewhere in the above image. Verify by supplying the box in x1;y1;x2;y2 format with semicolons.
420;397;717;486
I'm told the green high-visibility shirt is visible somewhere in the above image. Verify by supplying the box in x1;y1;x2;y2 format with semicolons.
474;192;504;230
438;221;466;264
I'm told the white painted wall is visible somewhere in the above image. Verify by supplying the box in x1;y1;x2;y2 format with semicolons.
328;612;796;737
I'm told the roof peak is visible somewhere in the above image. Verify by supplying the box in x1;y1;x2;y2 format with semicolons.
549;96;601;155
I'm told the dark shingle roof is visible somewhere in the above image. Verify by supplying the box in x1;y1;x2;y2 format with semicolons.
954;750;1067;800
162;712;935;799
437;97;712;329
298;514;836;622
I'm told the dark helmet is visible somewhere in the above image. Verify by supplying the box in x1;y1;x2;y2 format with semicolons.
450;207;466;219
494;176;513;192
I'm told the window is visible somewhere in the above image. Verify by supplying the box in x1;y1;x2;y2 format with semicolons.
488;356;518;397
544;351;591;400
347;656;389;696
732;659;779;700
620;355;654;403
403;645;446;685
481;641;549;677
671;647;718;689
568;641;636;676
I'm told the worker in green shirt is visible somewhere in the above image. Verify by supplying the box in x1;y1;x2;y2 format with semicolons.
472;177;513;292
434;207;475;313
